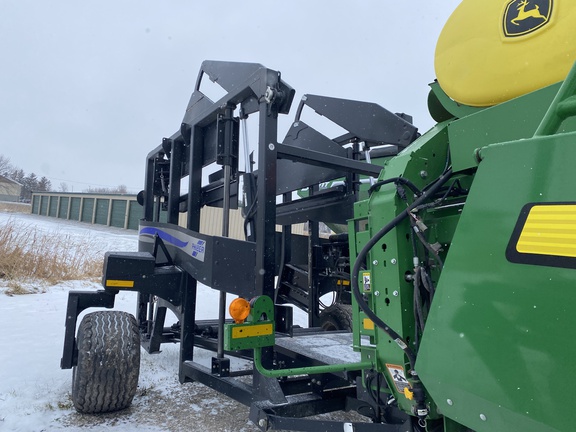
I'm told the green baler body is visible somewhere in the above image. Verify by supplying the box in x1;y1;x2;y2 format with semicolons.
351;64;576;431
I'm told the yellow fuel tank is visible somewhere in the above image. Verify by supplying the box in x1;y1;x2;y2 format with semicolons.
435;0;576;107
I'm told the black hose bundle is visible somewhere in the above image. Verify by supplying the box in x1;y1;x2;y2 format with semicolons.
351;168;453;371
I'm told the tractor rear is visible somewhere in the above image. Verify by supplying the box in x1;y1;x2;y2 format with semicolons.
61;2;576;430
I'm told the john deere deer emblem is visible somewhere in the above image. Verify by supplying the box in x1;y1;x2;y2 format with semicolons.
503;0;552;37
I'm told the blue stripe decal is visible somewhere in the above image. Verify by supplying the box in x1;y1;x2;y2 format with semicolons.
140;227;189;248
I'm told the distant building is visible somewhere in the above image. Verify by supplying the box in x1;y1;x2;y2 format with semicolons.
0;175;22;202
30;191;309;236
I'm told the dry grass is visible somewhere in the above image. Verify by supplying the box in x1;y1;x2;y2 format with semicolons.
0;218;103;294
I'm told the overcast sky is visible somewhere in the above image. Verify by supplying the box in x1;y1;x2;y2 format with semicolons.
1;1;461;193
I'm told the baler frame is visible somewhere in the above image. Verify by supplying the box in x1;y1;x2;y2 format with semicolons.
61;60;422;430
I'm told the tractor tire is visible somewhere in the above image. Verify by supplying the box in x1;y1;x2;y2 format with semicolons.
319;304;353;331
72;311;140;414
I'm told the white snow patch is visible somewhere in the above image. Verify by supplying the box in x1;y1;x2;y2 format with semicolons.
0;212;338;432
0;214;216;431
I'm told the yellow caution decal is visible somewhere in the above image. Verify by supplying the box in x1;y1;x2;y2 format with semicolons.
361;272;371;293
105;279;135;288
386;364;411;394
507;203;576;268
231;323;273;339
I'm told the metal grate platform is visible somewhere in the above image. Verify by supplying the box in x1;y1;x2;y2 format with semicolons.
275;332;360;365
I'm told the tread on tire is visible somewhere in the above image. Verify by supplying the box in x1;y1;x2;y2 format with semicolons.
319;303;353;331
72;310;140;414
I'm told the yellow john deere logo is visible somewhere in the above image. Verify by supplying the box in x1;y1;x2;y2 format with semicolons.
503;0;553;37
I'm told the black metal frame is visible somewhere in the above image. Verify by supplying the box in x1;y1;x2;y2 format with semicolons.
61;60;419;431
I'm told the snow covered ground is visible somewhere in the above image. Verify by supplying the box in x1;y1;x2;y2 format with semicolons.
0;212;275;432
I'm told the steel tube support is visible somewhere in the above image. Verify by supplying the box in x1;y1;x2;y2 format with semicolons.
535;60;576;136
167;138;182;225
217;163;232;358
253;348;372;378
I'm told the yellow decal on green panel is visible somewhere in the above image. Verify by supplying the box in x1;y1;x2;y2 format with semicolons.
507;203;576;269
516;204;576;257
363;318;375;330
232;323;273;339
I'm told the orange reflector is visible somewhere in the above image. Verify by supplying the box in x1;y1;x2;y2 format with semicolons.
229;297;251;324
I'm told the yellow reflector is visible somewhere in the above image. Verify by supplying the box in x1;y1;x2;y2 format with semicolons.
229;297;251;324
232;323;273;339
363;318;375;330
403;387;414;401
517;205;576;257
106;279;134;288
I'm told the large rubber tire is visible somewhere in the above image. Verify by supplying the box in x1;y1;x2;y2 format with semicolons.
319;304;353;331
72;311;140;414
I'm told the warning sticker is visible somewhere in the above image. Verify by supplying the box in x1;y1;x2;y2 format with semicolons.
386;364;411;393
362;272;371;292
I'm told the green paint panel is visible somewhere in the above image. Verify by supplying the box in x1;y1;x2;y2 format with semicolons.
449;82;576;172
58;197;69;219
94;199;109;225
417;132;576;432
350;62;576;430
32;196;39;214
48;196;58;217
81;198;94;223
349;123;455;415
127;201;143;230
40;196;48;216
69;197;81;221
224;322;275;351
110;200;127;228
224;296;275;350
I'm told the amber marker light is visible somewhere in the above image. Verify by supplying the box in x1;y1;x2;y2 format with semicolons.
229;297;251;323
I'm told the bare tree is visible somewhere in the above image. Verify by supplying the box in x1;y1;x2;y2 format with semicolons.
59;182;69;192
11;168;25;183
84;184;129;194
0;155;55;201
0;155;13;177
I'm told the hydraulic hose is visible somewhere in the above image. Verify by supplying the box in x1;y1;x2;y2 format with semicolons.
351;168;453;371
368;176;422;197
